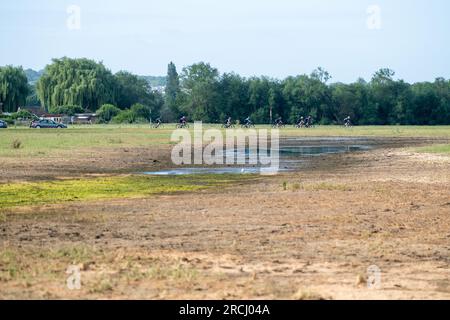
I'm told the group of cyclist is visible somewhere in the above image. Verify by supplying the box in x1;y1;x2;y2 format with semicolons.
223;116;254;128
295;116;314;128
151;115;353;128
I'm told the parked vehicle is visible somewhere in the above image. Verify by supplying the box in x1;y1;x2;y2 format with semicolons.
30;119;67;129
0;120;7;128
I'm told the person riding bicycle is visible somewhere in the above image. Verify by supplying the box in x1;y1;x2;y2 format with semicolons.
152;117;162;128
244;116;252;126
344;116;351;127
275;117;283;127
297;116;305;127
225;117;232;128
304;116;311;128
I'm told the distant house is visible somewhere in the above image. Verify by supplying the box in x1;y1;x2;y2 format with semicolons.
17;106;97;124
41;114;67;123
72;113;97;124
20;106;46;117
152;86;166;94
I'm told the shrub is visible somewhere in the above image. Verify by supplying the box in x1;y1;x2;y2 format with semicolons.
111;104;151;124
130;103;151;121
112;110;135;124
11;110;36;120
97;104;121;123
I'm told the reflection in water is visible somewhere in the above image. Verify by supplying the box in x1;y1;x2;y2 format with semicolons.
142;143;370;176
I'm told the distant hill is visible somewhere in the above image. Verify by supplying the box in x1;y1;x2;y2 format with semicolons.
139;75;167;87
24;69;44;85
24;68;166;89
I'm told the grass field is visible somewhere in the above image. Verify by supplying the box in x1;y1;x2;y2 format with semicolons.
1;125;450;157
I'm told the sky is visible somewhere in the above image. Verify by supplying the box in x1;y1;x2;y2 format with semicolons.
0;0;449;83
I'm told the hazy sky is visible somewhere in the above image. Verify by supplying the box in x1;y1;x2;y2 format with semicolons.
1;0;449;83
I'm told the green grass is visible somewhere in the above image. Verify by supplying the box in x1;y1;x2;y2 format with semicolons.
0;174;252;209
1;125;449;158
416;144;450;154
277;125;450;138
0;125;174;157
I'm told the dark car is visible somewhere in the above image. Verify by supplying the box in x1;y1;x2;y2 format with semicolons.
30;119;67;129
0;120;7;129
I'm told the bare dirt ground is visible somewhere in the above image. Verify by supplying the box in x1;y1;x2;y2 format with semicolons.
1;137;450;299
0;146;173;182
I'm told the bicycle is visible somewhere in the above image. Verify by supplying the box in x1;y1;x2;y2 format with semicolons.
241;122;255;129
152;122;163;129
176;122;190;129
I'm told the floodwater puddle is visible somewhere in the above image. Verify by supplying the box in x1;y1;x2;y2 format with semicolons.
142;138;372;176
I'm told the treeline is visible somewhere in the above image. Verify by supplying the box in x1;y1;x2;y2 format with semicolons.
1;58;450;125
165;64;450;125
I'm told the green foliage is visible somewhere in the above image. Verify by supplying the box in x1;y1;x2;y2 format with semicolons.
25;85;41;107
35;58;164;118
112;109;136;124
0;66;29;112
168;63;450;125
165;62;181;117
16;59;450;125
115;71;153;109
111;103;151;123
10;109;36;120
179;62;221;122
48;105;84;116
96;104;121;123
36;57;116;111
130;103;151;121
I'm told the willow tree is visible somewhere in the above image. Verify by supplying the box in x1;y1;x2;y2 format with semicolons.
0;66;29;112
36;58;117;111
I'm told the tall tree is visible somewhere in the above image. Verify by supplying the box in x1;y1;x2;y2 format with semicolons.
115;71;154;109
36;57;116;111
217;73;250;121
165;62;181;113
0;66;29;112
180;62;220;122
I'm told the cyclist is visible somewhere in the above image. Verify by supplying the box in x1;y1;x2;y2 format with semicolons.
305;116;313;128
344;116;351;127
153;117;162;128
274;116;283;127
225;117;232;128
296;116;305;128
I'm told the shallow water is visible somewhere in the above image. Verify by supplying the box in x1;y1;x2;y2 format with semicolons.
142;167;267;176
142;139;371;176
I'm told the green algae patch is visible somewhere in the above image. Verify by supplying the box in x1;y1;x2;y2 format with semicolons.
0;174;254;209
